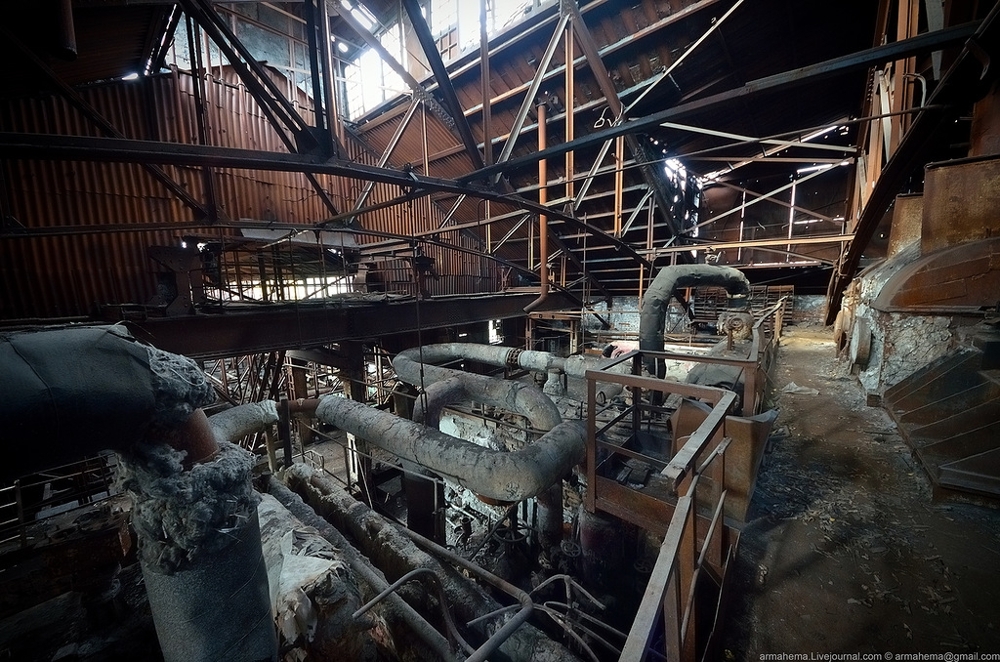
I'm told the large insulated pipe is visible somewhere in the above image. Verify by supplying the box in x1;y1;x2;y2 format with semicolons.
0;326;278;662
395;343;622;387
639;264;751;376
313;396;584;502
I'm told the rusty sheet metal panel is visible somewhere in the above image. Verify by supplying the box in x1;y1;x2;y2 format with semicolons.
873;236;1000;312
0;69;339;320
888;193;923;258
922;155;1000;255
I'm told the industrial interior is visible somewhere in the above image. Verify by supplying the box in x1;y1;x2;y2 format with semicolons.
1;0;1000;660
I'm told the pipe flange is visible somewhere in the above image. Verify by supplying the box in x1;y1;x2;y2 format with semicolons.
506;348;524;369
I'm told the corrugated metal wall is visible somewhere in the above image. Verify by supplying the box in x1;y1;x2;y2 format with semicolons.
0;66;494;320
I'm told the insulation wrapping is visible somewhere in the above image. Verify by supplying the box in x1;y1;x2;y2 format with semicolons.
315;395;585;501
141;508;278;662
0;325;209;480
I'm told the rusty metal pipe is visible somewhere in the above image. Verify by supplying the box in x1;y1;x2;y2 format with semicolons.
525;101;549;314
396;525;534;662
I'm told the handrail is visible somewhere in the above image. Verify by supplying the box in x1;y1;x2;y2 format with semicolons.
584;347;748;662
620;436;732;662
0;455;119;549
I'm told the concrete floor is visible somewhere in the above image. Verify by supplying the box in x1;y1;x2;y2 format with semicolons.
725;327;1000;658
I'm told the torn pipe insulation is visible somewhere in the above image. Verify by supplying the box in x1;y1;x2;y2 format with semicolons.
393;343;626;403
0;325;212;482
265;477;459;662
119;428;277;661
257;493;391;661
0;326;277;662
412;375;561;433
285;465;579;662
639;264;751;377
315;396;585;502
206;400;279;445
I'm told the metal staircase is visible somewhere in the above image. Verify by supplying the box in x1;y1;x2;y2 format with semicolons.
884;336;1000;498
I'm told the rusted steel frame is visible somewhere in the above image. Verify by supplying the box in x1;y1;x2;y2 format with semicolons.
493;13;571;182
826;4;1000;323
649;233;854;256
562;0;683;235
304;0;326;135
660;120;855;155
185;14;220;221
663;391;737;489
565;23;575;199
705;179;841;223
679;488;727;657
315;0;338;155
148;6;183;75
0;131;648;266
352;97;422;213
620;189;655;236
547;232;614;306
324;0;456;132
623;0;745;118
0;25;209;218
400;0;484;170
479;0;493;165
686;161;845;232
463;21;981;185
181;0;340;215
182;0;308;136
620;494;691;661
585;367;728;407
585;376;598;513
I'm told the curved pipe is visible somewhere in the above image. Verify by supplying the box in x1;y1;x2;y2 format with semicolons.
315;396;584;502
412;375;562;433
639;264;750;376
206;400;279;445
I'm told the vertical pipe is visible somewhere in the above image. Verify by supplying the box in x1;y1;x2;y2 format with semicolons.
786;177;797;261
480;0;493;166
524;102;549;313
564;26;575;200
614;136;624;236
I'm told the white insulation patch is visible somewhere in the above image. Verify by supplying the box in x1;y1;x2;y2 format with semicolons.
120;441;259;574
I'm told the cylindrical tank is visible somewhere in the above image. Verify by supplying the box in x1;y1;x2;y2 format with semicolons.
141;509;276;662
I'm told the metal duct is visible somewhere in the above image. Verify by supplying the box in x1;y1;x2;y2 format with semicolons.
639;264;751;376
314;396;585;502
394;342;621;386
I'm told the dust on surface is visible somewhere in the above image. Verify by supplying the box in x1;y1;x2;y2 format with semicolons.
724;327;1000;658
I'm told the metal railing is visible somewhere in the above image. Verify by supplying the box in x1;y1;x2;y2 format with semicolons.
0;455;120;549
583;362;736;662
